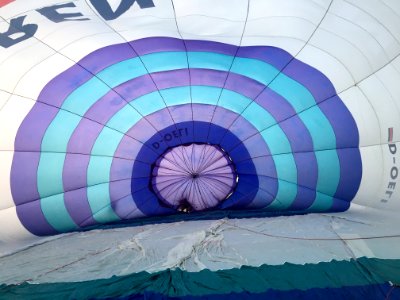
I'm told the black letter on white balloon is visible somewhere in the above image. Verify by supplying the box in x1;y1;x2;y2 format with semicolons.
90;0;155;20
0;16;38;48
37;2;90;23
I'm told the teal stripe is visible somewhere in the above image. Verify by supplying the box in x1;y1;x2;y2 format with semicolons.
267;180;298;210
142;52;187;73
188;52;233;71
38;152;78;231
314;150;340;195
38;153;66;199
130;93;166;116
231;57;279;85
242;102;276;130
308;192;333;212
299;106;337;150
40;110;82;153
160;86;191;106
38;50;340;231
62;79;112;115
97;58;148;87
107;107;142;133
87;183;120;223
192;86;221;105
267;154;298;209
40;193;78;232
269;75;315;112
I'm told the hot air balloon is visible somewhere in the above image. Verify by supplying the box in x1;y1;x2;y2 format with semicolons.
0;0;399;299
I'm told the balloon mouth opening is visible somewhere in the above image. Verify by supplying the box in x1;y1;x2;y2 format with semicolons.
150;143;238;212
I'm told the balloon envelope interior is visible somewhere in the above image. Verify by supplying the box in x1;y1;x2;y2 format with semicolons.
0;0;398;241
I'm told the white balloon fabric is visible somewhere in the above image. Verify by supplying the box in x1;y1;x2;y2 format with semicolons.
1;1;400;299
0;0;399;248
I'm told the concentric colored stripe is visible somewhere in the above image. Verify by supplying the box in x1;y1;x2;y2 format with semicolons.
11;37;362;236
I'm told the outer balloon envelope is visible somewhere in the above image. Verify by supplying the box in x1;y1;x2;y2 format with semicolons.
1;1;400;299
0;0;399;241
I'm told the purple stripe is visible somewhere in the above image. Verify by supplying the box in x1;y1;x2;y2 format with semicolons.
79;42;137;74
237;46;293;71
63;154;93;227
11;152;41;205
14;102;58;152
131;37;187;54
114;74;157;100
39;64;93;108
185;39;238;56
152;70;190;89
290;152;318;209
16;200;57;236
255;89;297;123
84;90;134;125
63;188;97;227
113;195;143;219
63;154;91;191
334;148;362;201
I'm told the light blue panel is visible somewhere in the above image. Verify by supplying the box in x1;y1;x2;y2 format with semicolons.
298;107;337;150
160;86;191;106
264;156;298;209
96;57;148;87
241;102;276;131
131;92;166;116
261;125;293;155
141;52;187;73
231;57;279;85
86;156;121;223
62;80;110;115
91;126;125;157
87;156;113;186
41;110;81;152
219;89;251;114
269;74;315;112
37;153;65;198
188;52;233;71
41;193;78;232
314;149;340;196
107;106;142;133
271;154;298;183
267;180;298;210
87;183;120;223
191;86;221;105
307;192;333;212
